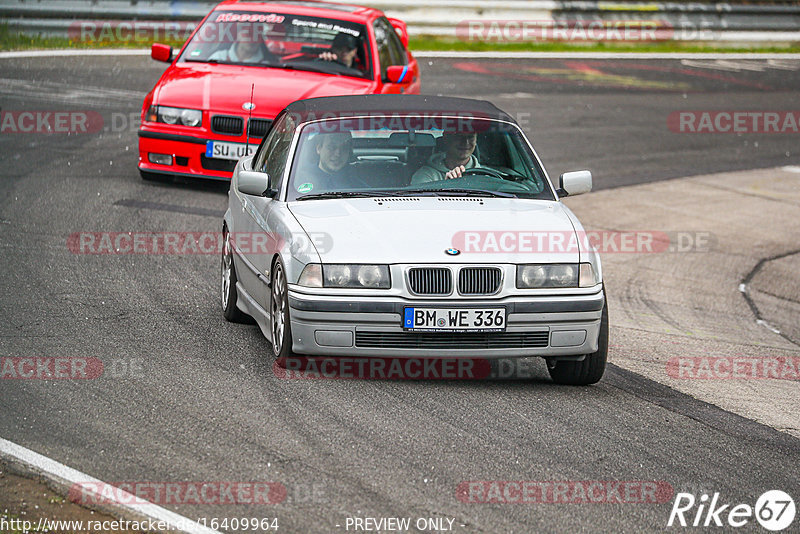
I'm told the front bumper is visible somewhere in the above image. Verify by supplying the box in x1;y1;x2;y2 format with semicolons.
138;128;255;181
287;288;605;358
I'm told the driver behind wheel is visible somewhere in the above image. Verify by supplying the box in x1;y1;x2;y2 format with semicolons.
318;33;359;68
411;132;481;183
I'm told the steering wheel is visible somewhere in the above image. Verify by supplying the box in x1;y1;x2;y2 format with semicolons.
461;167;508;180
434;174;531;193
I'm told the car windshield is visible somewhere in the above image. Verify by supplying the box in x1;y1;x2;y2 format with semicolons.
178;11;371;79
287;116;555;201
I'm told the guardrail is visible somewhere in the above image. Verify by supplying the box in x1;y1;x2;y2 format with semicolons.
1;0;799;42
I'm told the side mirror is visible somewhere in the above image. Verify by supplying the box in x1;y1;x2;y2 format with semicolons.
151;43;173;63
558;170;592;197
237;170;272;196
386;65;411;84
388;18;409;48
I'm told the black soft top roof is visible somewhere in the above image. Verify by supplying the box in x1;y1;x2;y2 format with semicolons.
281;94;516;124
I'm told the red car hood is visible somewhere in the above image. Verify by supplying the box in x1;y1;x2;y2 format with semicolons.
153;62;375;118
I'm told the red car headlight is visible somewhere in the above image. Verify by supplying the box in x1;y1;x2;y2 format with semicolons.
146;106;202;127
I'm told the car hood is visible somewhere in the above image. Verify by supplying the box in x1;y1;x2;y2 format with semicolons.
153;62;374;118
288;198;581;264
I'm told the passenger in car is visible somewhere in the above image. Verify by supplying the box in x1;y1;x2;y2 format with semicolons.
303;132;368;190
209;24;275;64
410;132;481;183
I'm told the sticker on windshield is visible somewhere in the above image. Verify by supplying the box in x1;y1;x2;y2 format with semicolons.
190;49;202;57
297;182;314;193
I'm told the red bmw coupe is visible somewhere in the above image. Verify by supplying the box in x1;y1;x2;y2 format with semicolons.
138;0;420;181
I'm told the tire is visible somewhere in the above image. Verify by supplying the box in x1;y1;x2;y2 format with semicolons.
547;299;608;385
220;227;250;323
270;258;295;363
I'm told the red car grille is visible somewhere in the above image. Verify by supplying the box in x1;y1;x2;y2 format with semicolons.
211;115;243;136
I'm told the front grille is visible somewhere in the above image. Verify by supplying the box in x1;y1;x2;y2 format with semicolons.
211;115;243;135
247;118;273;138
459;267;502;295
355;331;549;349
407;268;452;295
200;155;236;172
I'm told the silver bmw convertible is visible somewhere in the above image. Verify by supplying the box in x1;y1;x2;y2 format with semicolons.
221;95;607;385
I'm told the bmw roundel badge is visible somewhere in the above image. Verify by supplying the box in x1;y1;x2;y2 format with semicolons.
445;248;460;256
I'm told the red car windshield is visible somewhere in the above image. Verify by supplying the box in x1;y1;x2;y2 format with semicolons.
179;10;372;80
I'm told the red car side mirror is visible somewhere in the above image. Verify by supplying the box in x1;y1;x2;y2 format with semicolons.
151;43;173;63
386;65;412;84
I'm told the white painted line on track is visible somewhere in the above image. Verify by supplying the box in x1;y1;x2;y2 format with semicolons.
0;437;223;534
2;49;800;60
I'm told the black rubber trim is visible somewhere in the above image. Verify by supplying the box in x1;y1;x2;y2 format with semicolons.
138;166;231;182
510;296;604;313
288;295;604;314
289;298;398;313
138;130;209;145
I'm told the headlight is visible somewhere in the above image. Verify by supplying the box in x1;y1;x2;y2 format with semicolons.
298;264;322;287
297;264;390;288
305;264;392;288
516;264;578;288
579;263;600;287
146;105;202;127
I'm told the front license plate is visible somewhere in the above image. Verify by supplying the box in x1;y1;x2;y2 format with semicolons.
205;140;257;161
403;307;506;332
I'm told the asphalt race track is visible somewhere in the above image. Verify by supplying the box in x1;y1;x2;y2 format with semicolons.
1;54;799;533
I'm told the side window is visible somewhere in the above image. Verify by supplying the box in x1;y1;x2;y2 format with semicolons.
254;114;296;190
373;17;407;81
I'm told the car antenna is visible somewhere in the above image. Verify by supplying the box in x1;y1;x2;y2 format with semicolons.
246;83;255;153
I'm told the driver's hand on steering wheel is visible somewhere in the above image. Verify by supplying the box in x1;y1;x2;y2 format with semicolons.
318;51;339;63
444;165;466;179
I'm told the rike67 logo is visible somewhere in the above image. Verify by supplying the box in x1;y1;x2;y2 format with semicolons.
668;490;795;531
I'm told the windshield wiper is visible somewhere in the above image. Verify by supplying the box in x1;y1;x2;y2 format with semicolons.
296;191;390;201
396;188;516;198
273;62;340;75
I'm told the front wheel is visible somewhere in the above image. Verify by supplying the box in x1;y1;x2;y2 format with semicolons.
547;300;608;385
220;227;250;323
270;259;294;361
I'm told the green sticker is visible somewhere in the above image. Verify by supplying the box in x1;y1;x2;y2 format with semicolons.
190;49;202;56
297;182;314;193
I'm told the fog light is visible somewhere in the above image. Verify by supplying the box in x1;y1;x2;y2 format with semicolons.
148;153;173;165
